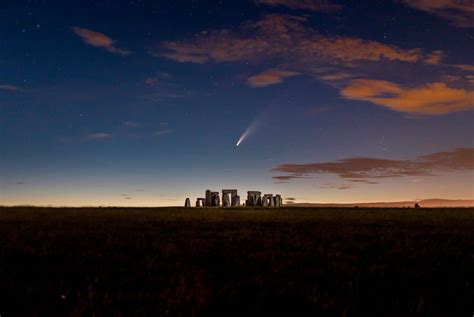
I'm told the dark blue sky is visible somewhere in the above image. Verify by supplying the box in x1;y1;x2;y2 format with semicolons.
1;0;473;206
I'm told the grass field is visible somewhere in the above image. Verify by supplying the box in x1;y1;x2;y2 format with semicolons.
0;207;473;316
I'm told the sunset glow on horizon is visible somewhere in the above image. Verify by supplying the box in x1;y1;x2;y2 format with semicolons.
1;0;473;207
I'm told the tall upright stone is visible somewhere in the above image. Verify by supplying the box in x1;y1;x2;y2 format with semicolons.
275;195;282;207
185;198;191;207
205;190;212;207
269;195;275;207
223;193;231;207
247;191;262;207
211;191;220;206
232;195;240;207
223;189;238;207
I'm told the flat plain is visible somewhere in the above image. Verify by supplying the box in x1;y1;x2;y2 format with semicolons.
0;207;473;316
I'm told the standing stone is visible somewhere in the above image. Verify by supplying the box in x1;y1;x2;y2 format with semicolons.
205;190;212;206
196;199;202;207
232;195;240;207
185;198;191;207
211;192;220;207
269;196;275;207
275;195;282;207
246;191;261;207
223;193;231;207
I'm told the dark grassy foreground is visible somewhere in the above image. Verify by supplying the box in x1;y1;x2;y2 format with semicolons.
0;207;473;316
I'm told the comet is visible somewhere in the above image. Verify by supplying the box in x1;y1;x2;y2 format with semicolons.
236;118;260;147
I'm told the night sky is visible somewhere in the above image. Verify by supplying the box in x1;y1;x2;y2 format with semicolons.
1;0;473;206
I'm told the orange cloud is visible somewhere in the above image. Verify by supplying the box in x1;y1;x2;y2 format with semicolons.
455;64;474;72
247;69;300;87
0;84;18;91
341;79;474;114
403;0;474;27
273;148;474;181
72;27;131;56
467;75;474;84
318;72;354;81
157;15;428;67
424;50;445;64
255;0;341;12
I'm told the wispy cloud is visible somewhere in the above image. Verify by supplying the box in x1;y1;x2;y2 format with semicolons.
87;132;112;140
307;106;331;114
341;79;474;115
319;183;353;190
123;121;140;128
318;72;355;82
154;14;471;115
424;50;445;65
348;179;379;184
72;27;131;56
272;175;305;181
0;84;19;91
403;0;474;28
247;69;300;87
273;148;474;182
454;64;474;72
154;129;176;136
255;0;342;12
157;14;427;66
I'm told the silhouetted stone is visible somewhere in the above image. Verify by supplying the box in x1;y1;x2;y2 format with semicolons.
223;189;239;207
205;190;212;207
275;195;282;207
196;198;205;207
415;203;421;208
223;193;231;207
263;194;273;207
232;195;240;207
211;191;220;206
185;198;191;207
246;191;262;206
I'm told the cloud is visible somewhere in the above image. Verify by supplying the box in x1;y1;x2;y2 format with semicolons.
154;129;175;136
72;27;131;56
424;50;445;65
454;64;474;72
255;0;342;12
0;84;18;91
87;132;112;140
348;179;379;184
285;197;296;201
318;72;355;82
319;183;353;190
341;79;474;115
123;121;140;128
468;75;474;84
272;148;474;182
403;0;474;28
247;69;300;87
145;73;172;87
272;175;305;181
307;106;331;114
154;14;470;115
337;185;352;190
156;14;428;67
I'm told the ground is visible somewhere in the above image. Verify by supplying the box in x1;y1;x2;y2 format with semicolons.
0;207;473;316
